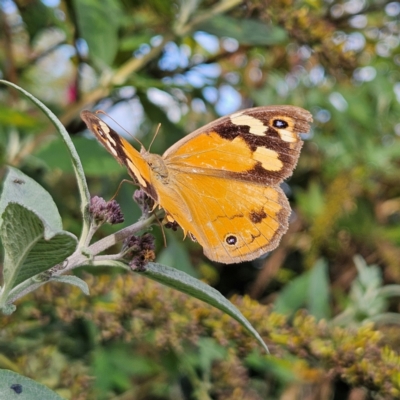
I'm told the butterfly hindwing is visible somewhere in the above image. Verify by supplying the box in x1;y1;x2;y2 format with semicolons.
152;171;290;263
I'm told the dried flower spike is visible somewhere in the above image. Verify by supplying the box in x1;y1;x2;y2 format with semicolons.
123;233;156;271
89;196;124;225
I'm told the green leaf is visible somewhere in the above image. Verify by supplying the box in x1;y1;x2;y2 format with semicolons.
379;284;400;299
369;312;400;326
156;232;199;277
1;203;77;291
0;80;91;241
0;369;64;399
0;167;62;230
119;33;153;51
192;338;226;371
333;256;388;326
308;259;331;320
0;106;38;128
1;305;16;316
50;276;89;295
15;2;57;43
198;16;287;45
93;345;161;393
246;351;298;383
274;273;309;315
296;181;325;222
139;262;269;353
73;0;123;65
274;260;331;318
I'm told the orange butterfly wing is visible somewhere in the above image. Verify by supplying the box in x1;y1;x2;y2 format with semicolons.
164;106;309;184
80;111;154;193
150;172;289;263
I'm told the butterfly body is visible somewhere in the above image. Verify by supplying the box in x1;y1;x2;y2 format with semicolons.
81;106;312;264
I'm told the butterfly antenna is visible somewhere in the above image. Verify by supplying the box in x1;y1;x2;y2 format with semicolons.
147;123;162;153
110;179;135;201
95;110;145;149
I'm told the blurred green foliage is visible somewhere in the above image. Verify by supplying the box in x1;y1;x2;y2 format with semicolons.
1;0;400;398
1;273;400;399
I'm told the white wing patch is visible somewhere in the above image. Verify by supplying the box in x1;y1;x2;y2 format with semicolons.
230;113;267;136
127;159;147;187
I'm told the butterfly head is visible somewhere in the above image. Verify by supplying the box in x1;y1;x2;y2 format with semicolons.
142;152;169;180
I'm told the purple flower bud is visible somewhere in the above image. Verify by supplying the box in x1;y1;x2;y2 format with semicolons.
90;196;124;225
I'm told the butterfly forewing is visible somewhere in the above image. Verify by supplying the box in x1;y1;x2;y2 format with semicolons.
164;106;312;185
81;111;155;197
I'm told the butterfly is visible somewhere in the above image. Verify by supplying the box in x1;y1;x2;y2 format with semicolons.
81;106;312;264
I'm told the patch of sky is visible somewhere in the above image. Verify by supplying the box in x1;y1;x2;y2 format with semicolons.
215;85;241;115
329;92;348;111
193;31;220;54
